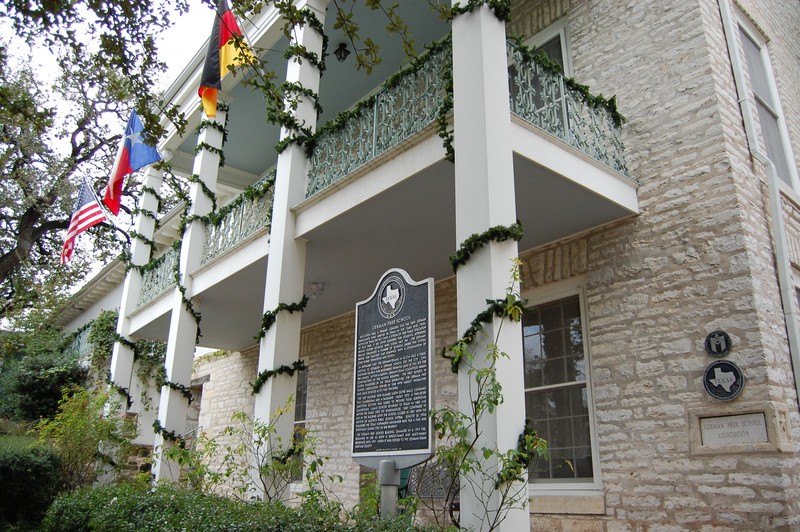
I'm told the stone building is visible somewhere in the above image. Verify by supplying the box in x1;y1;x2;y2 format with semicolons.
59;0;800;529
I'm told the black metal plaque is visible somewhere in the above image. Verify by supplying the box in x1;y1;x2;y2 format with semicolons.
705;330;732;357
703;360;745;401
352;269;433;469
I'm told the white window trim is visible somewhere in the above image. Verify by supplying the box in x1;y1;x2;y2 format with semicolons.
524;17;573;77
733;8;799;190
522;276;602;494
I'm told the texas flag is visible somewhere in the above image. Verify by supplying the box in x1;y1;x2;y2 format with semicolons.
103;110;161;215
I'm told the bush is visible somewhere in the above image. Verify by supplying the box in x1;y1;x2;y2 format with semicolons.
37;388;137;491
0;351;87;422
0;434;63;528
42;483;436;531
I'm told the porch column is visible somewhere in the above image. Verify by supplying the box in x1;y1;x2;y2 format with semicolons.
451;4;530;531
152;108;226;481
109;166;163;445
253;0;327;500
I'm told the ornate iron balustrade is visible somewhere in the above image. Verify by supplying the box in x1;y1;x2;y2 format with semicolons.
137;246;178;309
201;170;276;266
306;39;627;198
306;44;451;198
509;47;629;176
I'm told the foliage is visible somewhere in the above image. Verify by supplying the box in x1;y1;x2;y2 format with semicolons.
42;482;433;532
0;347;87;421
0;41;132;319
162;406;335;505
36;388;137;491
427;261;548;530
251;359;307;395
2;0;189;144
0;434;62;528
86;309;119;370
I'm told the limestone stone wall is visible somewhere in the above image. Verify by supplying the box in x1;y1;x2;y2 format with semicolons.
510;0;800;529
187;1;800;528
192;348;259;490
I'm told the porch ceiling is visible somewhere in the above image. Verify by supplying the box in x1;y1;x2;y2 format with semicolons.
133;148;635;351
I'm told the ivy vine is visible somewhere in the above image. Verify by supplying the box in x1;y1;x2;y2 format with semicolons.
250;359;307;395
442;293;528;373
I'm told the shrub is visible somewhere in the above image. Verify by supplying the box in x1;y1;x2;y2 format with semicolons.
37;388;137;490
1;351;87;422
42;483;437;531
0;434;63;528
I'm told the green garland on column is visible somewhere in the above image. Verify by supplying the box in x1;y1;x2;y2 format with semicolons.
449;221;524;273
255;295;310;341
152;419;186;449
449;0;511;21
442;293;528;373
250;359;307;395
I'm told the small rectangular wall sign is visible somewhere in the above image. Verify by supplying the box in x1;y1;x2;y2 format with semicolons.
699;412;768;446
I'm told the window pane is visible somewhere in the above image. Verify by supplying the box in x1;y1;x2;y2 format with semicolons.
524;296;584;389
539;35;563;69
740;28;773;105
756;100;792;185
294;369;307;422
523;331;545;388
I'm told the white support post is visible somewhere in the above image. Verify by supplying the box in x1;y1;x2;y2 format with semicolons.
109;167;163;446
451;4;530;530
252;0;327;501
152;108;226;482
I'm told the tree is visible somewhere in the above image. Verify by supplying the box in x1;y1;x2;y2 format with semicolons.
0;43;134;318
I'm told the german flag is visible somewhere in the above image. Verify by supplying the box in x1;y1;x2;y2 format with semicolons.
198;0;250;117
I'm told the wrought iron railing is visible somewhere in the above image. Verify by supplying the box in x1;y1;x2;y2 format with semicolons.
306;40;627;198
137;246;178;309
306;43;450;198
201;170;276;266
509;47;629;176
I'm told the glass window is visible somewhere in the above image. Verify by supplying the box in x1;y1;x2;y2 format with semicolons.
738;23;796;187
291;368;307;482
523;295;594;484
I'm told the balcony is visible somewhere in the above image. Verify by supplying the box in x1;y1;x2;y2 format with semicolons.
131;35;638;349
305;39;629;202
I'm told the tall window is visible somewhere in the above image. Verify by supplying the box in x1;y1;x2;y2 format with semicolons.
291;368;307;482
736;17;797;187
522;287;598;488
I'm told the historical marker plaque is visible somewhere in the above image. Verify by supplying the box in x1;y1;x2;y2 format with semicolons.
352;269;434;470
699;412;768;446
702;360;745;401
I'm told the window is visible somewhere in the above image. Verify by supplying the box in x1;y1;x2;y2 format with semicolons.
735;16;798;187
527;18;572;76
291;368;307;482
522;281;599;490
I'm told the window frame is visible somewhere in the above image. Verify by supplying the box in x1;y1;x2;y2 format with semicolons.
522;277;602;494
734;11;799;191
290;367;308;484
525;17;573;77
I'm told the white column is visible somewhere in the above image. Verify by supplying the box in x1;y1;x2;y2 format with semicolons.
252;0;327;500
109;167;163;446
451;4;530;530
152;108;226;482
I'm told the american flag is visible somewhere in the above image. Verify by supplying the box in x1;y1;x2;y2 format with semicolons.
60;180;107;264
